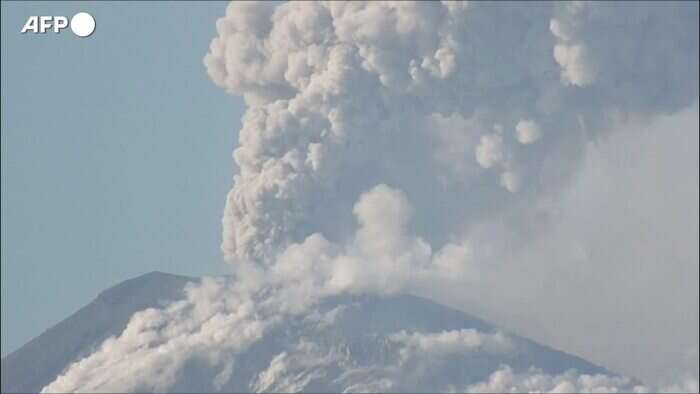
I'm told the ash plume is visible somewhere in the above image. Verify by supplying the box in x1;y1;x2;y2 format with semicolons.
41;2;699;392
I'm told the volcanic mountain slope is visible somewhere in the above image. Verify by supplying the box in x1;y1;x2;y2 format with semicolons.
2;271;614;393
1;272;194;393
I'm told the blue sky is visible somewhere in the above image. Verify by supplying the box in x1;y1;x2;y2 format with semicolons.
1;1;244;355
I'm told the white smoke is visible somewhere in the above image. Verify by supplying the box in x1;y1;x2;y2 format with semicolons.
422;104;699;383
42;185;477;392
204;1;698;264
42;278;275;392
475;131;505;169
249;328;699;393
465;366;699;394
42;1;698;392
250;339;345;393
515;120;542;144
388;329;513;361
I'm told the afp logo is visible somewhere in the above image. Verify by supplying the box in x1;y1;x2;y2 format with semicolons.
21;13;96;37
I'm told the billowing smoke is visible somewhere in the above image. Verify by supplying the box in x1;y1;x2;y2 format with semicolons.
204;1;697;264
42;1;698;392
465;366;699;394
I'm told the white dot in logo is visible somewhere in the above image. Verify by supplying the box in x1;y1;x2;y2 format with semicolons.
70;12;95;37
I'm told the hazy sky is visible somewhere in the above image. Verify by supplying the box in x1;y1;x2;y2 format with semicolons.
1;1;243;355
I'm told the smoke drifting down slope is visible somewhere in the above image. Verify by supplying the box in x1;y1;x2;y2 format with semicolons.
42;1;698;392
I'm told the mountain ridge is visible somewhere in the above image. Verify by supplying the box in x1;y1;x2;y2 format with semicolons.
1;272;194;393
1;271;610;393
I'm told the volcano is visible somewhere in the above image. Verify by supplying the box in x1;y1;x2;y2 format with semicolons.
2;271;614;393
